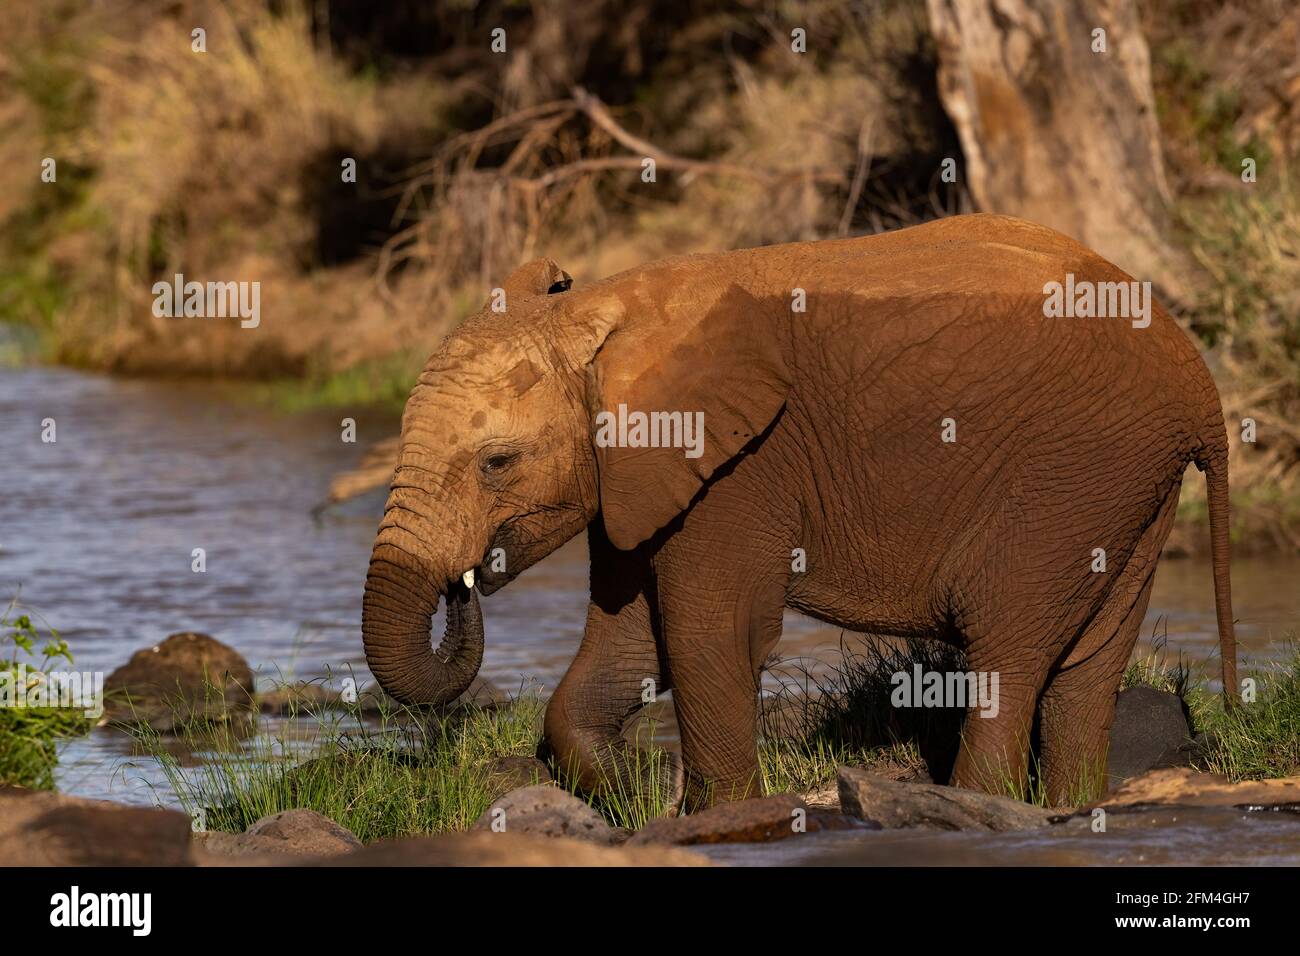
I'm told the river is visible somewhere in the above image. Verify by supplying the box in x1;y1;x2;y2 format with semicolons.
3;364;1297;861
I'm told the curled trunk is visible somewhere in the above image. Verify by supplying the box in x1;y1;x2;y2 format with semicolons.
362;532;483;706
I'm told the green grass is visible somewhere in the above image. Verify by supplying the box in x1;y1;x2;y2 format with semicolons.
139;636;1300;843
0;597;95;789
760;636;965;788
1119;630;1300;783
1121;626;1213;732
252;349;428;415
0;706;93;790
1196;642;1300;781
582;725;679;830
142;690;545;842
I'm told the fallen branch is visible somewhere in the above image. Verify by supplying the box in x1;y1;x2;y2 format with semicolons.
569;85;845;185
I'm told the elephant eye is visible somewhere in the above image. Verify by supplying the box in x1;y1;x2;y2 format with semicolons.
481;451;518;476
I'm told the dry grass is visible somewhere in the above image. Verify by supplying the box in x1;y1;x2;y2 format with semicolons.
0;0;456;376
1145;0;1300;549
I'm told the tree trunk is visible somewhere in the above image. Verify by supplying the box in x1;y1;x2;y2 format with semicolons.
926;0;1194;302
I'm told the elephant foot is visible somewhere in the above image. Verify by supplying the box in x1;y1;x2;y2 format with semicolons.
539;733;685;814
662;750;686;814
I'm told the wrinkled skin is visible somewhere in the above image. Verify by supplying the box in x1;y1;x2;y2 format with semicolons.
362;214;1237;809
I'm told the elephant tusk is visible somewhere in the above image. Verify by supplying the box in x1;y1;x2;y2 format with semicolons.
462;569;475;589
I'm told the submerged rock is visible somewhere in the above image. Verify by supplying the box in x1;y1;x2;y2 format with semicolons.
472;784;616;844
104;632;254;732
1106;686;1192;789
837;766;1057;831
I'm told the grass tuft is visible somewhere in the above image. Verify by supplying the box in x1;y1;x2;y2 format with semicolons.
1197;641;1300;781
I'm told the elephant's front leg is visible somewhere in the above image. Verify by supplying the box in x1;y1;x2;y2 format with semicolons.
542;523;682;804
655;532;788;811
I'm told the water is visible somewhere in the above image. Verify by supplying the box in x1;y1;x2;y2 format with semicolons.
2;365;1298;859
695;807;1300;866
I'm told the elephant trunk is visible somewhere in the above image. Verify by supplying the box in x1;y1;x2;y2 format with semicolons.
362;522;483;707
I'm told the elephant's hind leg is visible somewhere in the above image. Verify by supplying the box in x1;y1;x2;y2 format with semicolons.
948;623;1054;798
1037;488;1179;805
542;524;683;806
945;532;1091;796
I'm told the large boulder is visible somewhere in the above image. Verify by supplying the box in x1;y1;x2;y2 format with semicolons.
0;787;194;866
317;831;711;866
104;632;254;732
472;785;616;844
837;766;1057;831
803;759;933;811
195;809;362;858
1106;686;1192;790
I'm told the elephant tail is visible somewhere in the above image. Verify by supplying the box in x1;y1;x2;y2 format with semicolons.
1193;434;1238;706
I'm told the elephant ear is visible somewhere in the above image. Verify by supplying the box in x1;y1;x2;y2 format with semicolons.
585;284;792;551
500;258;573;306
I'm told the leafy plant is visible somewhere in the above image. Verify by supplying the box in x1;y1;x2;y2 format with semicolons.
0;595;93;789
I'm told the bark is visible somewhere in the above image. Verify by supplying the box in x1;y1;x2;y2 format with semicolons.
926;0;1195;302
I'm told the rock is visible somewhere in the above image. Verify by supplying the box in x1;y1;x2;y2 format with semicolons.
802;782;842;812
1093;767;1300;811
0;787;194;866
472;784;616;844
104;632;254;732
631;794;824;846
837;766;1057;831
1106;686;1192;789
196;809;362;857
258;682;345;716
315;831;711;866
484;756;553;795
1184;730;1221;765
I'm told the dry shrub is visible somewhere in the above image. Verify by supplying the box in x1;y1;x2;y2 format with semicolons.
1143;0;1300;549
384;0;958;294
1173;181;1300;551
2;0;454;375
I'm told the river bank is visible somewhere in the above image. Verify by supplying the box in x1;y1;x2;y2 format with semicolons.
6;635;1300;867
3;363;1299;806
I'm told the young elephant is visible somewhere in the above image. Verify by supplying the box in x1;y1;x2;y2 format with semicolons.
361;214;1237;808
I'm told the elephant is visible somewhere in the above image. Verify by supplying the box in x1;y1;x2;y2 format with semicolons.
360;213;1237;809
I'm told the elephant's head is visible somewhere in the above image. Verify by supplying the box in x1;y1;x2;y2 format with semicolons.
361;256;792;706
